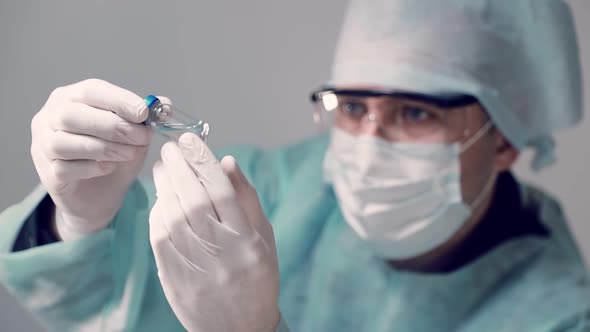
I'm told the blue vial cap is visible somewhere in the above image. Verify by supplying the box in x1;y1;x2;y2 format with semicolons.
143;95;160;125
144;94;160;109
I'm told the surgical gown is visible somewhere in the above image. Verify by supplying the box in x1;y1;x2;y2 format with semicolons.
1;135;590;331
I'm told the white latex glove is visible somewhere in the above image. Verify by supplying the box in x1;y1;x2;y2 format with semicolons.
149;133;280;332
31;78;154;240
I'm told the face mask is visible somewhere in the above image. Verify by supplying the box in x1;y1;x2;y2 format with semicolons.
323;124;494;260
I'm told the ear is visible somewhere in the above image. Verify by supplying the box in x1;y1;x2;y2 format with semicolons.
493;130;519;172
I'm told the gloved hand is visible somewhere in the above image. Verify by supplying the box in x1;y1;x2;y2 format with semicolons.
149;133;280;332
31;78;154;240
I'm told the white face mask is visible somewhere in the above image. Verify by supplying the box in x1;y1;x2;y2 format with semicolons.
323;125;494;260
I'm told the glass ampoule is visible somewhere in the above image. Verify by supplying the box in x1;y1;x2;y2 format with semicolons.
143;95;210;141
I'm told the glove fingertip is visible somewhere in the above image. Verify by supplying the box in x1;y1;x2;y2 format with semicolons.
220;155;237;168
221;155;251;190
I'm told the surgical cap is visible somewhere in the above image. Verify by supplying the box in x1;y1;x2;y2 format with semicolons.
330;0;583;170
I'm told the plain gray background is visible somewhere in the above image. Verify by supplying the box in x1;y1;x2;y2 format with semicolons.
1;1;589;330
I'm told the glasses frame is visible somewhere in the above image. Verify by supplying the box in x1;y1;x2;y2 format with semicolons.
310;87;479;109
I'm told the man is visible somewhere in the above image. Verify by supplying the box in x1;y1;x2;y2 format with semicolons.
1;0;589;331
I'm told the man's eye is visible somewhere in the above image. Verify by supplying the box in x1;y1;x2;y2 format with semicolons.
340;102;366;118
402;106;435;122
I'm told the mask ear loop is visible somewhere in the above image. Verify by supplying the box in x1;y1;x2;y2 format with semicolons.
460;121;493;153
468;171;497;211
457;119;496;210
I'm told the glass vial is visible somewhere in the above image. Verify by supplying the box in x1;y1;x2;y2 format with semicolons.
143;95;210;141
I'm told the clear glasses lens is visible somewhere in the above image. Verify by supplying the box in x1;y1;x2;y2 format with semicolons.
313;92;468;143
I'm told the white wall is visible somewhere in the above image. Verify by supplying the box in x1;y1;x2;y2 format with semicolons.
0;1;588;330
